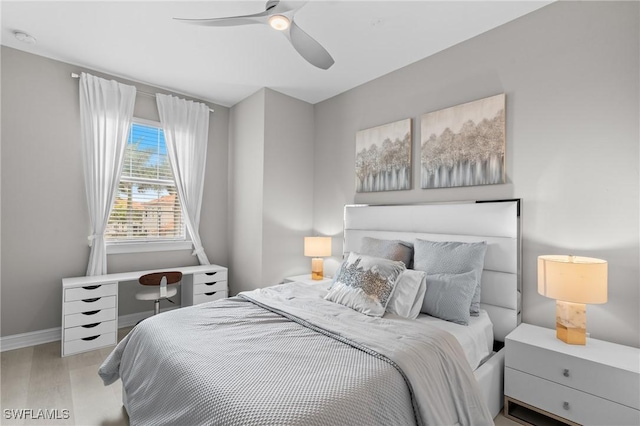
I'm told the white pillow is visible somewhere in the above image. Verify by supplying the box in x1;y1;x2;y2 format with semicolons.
386;270;426;319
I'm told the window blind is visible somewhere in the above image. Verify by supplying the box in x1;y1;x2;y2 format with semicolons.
106;122;185;242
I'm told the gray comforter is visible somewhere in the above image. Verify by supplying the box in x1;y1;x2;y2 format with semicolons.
99;282;492;426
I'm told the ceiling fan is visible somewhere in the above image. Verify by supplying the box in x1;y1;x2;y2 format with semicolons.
175;0;335;70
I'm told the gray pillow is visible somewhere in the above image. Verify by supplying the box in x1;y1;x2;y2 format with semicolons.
386;269;427;319
421;271;477;325
413;239;487;316
325;252;405;317
360;237;414;268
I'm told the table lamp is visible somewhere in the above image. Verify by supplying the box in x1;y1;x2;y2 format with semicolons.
304;236;332;280
538;255;607;345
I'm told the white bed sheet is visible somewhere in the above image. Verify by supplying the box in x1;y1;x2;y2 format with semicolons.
412;310;493;370
309;281;493;371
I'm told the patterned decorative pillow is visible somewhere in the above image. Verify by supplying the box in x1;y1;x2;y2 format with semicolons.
413;239;487;316
325;252;405;317
360;237;414;268
421;271;477;325
386;269;427;319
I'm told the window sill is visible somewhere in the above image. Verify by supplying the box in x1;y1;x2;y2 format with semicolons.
106;240;193;254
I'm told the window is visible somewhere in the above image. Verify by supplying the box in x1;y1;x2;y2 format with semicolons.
105;119;186;248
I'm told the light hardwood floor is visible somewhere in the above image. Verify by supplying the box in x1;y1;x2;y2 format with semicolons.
1;328;519;425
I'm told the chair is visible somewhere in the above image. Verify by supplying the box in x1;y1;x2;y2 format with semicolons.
136;271;182;316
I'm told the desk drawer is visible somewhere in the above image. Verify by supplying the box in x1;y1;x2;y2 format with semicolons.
65;283;117;302
506;338;640;409
64;296;116;315
194;270;227;284
65;308;116;328
64;320;116;342
194;280;227;295
506;367;640;425
193;290;227;305
64;332;116;356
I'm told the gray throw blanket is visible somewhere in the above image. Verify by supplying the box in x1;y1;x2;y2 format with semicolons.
99;282;492;425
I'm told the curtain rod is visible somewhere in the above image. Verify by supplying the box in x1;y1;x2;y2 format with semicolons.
70;73;214;113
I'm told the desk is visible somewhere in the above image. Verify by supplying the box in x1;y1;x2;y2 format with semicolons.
61;264;228;357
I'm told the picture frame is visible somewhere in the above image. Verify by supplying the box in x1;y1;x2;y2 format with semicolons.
420;94;505;189
355;118;412;193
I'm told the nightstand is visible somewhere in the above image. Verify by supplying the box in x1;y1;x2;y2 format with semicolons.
283;274;333;285
504;323;640;426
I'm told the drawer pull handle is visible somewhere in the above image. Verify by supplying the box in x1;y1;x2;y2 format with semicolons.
81;335;100;341
82;323;101;328
204;291;218;296
81;310;100;316
563;369;570;377
205;272;218;276
82;285;101;290
563;402;570;410
82;297;101;303
205;282;218;286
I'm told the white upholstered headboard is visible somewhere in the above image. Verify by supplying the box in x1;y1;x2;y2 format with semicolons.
343;200;521;342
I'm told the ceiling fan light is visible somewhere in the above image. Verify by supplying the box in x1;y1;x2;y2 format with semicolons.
269;15;290;31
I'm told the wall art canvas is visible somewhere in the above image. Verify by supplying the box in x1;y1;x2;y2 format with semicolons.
356;118;412;193
420;94;505;189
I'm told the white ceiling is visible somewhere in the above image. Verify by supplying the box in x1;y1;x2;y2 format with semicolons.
1;1;551;107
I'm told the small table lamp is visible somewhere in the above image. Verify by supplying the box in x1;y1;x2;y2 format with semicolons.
304;236;332;280
538;255;608;345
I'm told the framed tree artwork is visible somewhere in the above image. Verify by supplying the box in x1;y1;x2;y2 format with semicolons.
355;118;412;193
420;94;505;189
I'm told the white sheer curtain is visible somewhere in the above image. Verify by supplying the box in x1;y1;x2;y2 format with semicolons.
156;94;211;265
79;73;136;276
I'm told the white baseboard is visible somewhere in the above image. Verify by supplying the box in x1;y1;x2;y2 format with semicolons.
0;306;180;352
0;327;61;352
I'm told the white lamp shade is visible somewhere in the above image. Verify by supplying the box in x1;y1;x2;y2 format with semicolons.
538;255;607;304
304;237;332;257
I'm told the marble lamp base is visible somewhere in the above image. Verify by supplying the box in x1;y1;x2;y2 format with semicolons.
311;258;324;280
556;300;587;345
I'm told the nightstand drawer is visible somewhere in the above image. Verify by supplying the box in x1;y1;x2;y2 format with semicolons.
194;270;227;284
506;367;640;425
194;281;227;295
506;337;640;409
64;296;116;315
64;320;116;342
65;283;117;302
193;290;227;305
64;332;116;356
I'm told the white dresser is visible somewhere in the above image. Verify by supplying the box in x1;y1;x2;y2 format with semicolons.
62;264;228;357
181;268;228;306
505;323;640;426
62;282;119;356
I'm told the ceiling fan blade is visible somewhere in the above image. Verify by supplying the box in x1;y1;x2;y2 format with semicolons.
174;7;271;27
175;17;265;27
287;20;334;70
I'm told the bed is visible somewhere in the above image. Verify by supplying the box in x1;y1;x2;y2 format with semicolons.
99;200;521;425
341;200;521;419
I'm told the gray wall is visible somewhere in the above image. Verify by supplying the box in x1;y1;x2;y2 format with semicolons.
228;88;314;294
228;89;266;294
1;47;229;336
312;1;640;347
262;89;315;285
2;2;638;349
